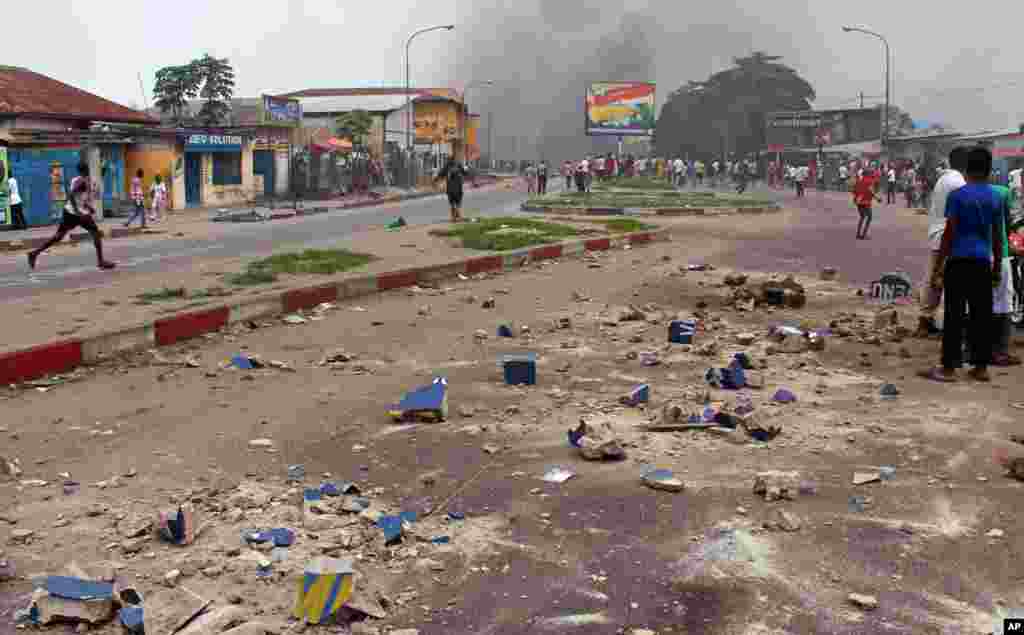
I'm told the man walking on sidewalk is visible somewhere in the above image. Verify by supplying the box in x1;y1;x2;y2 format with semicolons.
886;164;897;204
8;169;26;230
919;147;1003;383
28;163;115;270
917;147;967;336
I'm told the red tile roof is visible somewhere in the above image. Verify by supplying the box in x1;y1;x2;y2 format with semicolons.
0;66;157;125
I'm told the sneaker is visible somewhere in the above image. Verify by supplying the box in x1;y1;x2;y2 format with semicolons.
98;261;116;270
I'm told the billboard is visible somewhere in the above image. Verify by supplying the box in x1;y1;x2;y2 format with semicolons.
260;95;303;127
766;108;881;149
585;82;656;137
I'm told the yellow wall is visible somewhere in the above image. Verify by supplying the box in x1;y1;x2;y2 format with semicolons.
125;144;177;209
414;102;459;144
200;143;257;207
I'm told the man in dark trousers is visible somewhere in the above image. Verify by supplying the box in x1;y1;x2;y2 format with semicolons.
435;157;470;222
919;147;1003;383
28;163;116;270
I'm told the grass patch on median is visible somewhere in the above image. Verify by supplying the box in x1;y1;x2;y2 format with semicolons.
431;217;580;251
227;248;374;286
588;218;656;233
136;287;187;303
527;190;776;210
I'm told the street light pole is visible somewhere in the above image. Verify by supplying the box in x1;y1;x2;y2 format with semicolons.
459;80;494;167
842;26;891;152
404;24;455;188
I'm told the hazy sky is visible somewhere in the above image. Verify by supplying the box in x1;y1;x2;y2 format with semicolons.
9;0;1023;133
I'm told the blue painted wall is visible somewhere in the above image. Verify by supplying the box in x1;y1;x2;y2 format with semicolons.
8;148;82;227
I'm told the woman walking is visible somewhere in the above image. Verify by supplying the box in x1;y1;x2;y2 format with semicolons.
124;169;147;228
149;175;167;224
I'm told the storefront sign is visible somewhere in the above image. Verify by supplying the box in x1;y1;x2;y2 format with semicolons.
184;134;244;153
260;95;302;127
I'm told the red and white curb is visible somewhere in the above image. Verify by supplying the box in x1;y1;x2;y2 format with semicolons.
0;228;670;385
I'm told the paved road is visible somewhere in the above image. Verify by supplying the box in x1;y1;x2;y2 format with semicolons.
0;182;927;302
720;186;929;287
0;185;530;301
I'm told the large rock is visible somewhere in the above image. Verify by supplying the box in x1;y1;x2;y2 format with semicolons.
573;421;626;461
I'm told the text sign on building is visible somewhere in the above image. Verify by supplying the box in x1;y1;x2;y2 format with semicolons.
184;134;244;153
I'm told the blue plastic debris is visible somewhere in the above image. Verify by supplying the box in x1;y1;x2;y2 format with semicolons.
568;423;586;448
620;384;650;407
389;377;449;421
377;511;418;545
669;319;697;344
320;481;359;497
119;606;144;635
497;324;514;338
447;511;466;521
773;388;797;404
733;352;754;370
246;528;296;548
502;354;537;386
44;576;114;601
230;354;255;370
641;468;686;492
430;536;451;544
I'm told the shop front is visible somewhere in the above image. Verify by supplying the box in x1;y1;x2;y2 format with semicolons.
180;132;255;208
252;127;292;197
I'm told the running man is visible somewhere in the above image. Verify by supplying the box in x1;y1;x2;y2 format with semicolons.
852;168;881;240
28;163;115;270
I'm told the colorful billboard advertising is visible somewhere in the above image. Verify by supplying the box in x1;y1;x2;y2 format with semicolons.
260;95;303;127
585;82;656;137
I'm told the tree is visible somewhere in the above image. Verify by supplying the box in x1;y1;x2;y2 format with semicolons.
153;64;201;124
335;110;374;148
654;52;815;158
194;54;236;126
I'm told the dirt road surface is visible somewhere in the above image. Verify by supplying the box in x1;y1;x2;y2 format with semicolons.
2;199;1022;634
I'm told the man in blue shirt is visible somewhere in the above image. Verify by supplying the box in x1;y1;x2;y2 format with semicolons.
920;147;1004;382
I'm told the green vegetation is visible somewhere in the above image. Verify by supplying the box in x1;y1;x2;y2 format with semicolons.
593;176;675;191
589;218;656;233
227;248;374;286
431;217;581;251
136;287;187;303
527;189;775;210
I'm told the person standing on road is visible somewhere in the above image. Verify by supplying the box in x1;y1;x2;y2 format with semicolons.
28;163;116;271
918;148;968;336
695;160;705;186
537;161;549;195
581;157;592;193
794;164;808;198
149;175;167;224
852;168;881;239
919;147;1003;383
988;179;1020;366
435;157;470;222
8;169;26;230
886;164;897;204
524;162;537;195
124;169;147;229
562;161;573;191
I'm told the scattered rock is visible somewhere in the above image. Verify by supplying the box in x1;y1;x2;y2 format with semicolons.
1;457;22;480
986;528;1005;538
853;472;881;486
724;273;748;287
457;405;476;418
874;309;899;329
482;298;496;309
121;537;148;554
417;305;431;317
766;509;802;532
9;529;34;544
820;266;838;281
735;333;757;346
572;421;627;461
482;444;501;455
164;569;182;587
642;469;685;492
753;475;794;502
847;593;879;611
248;439;274;449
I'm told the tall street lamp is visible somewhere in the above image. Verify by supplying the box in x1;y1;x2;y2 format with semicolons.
459;80;494;165
404;24;455;188
843;26;891;152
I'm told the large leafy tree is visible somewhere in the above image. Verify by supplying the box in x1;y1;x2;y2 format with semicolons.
335;110;374;148
153;64;201;124
194;54;236;126
654;52;815;158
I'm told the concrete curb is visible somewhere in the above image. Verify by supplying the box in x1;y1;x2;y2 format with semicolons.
0;228;671;385
0;227;162;253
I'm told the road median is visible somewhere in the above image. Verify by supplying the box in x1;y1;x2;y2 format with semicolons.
0;223;669;384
